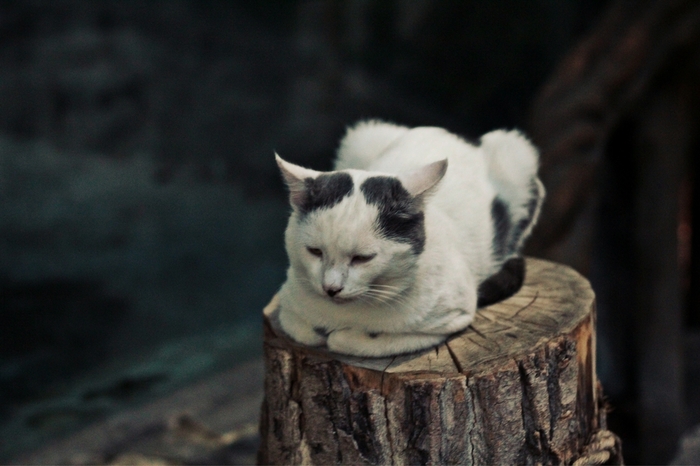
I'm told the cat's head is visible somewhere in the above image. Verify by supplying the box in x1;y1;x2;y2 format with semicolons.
276;154;447;305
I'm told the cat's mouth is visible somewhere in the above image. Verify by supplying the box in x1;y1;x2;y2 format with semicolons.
328;295;355;305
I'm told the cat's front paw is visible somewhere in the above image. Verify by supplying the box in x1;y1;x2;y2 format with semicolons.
327;328;446;357
326;328;372;356
278;309;327;347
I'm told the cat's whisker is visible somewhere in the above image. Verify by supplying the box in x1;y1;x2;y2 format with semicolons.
380;296;413;316
365;291;396;301
363;291;390;304
369;284;403;292
364;291;417;315
369;283;401;289
368;295;393;307
364;290;416;312
367;287;415;308
369;289;409;304
366;287;401;298
367;286;398;293
358;296;375;306
364;289;398;300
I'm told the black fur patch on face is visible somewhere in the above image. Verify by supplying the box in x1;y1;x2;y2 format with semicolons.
491;197;511;259
509;180;540;251
477;256;525;307
299;172;354;217
360;176;425;254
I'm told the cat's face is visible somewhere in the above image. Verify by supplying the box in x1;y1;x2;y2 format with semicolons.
287;194;419;304
277;155;446;305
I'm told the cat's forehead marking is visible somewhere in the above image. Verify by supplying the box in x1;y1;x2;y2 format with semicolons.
359;176;408;204
360;176;426;254
299;172;354;217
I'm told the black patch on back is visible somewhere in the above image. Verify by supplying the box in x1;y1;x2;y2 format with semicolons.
477;257;525;307
360;176;425;254
299;172;354;217
508;180;540;251
491;197;511;259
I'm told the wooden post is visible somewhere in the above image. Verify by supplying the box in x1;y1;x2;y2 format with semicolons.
258;258;621;465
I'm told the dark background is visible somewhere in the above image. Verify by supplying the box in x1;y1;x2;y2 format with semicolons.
1;0;698;463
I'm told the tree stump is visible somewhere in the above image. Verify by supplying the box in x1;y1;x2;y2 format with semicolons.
258;258;619;465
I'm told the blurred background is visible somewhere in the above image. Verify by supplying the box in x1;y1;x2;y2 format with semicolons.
1;0;699;464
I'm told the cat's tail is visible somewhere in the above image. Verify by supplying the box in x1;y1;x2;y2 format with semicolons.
335;120;409;170
481;129;545;254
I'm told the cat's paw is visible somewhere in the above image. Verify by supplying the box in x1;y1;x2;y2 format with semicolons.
278;309;327;347
327;328;445;357
326;328;373;355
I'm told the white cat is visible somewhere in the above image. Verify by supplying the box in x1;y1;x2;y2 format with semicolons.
274;120;544;357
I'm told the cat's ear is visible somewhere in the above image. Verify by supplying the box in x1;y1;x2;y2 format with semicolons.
399;159;448;197
275;153;320;210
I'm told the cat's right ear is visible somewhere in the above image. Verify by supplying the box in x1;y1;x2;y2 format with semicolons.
398;159;448;198
275;153;320;210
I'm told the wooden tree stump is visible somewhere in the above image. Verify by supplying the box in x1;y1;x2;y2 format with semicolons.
258;258;619;465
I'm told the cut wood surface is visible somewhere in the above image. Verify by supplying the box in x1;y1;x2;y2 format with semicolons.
259;257;611;465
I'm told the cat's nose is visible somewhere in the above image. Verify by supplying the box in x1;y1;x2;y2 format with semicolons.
324;286;343;297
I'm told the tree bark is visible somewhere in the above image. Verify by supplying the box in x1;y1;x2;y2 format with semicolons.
258;258;616;465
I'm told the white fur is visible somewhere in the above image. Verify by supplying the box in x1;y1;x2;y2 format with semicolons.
277;120;544;357
480;130;546;252
335;119;410;170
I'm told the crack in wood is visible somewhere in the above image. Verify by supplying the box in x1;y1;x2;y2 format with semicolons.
380;356;395;395
519;317;556;330
383;393;396;466
466;380;479;465
517;358;560;464
511;291;539;319
468;323;502;352
325;365;344;463
467;335;491;351
445;341;464;373
468;323;488;340
546;343;563;442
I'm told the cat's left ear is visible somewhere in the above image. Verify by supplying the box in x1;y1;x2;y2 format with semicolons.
398;159;448;198
275;153;321;209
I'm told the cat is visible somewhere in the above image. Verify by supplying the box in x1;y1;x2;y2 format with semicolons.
274;120;544;357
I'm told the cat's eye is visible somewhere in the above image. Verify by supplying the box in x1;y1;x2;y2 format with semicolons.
351;254;376;265
307;247;323;258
